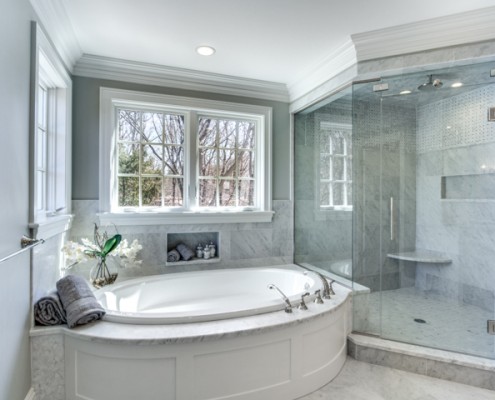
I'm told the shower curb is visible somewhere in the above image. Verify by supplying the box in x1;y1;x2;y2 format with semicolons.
348;333;495;390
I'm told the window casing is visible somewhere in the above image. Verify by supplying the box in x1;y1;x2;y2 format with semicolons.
99;88;273;225
29;22;72;238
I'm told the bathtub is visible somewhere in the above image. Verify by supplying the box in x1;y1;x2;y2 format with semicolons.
33;265;351;400
94;267;318;324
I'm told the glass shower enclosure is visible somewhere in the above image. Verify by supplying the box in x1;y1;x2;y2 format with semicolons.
294;60;495;359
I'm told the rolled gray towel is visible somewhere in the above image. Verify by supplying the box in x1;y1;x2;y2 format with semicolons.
176;243;194;261
34;291;67;326
56;275;106;328
167;249;181;262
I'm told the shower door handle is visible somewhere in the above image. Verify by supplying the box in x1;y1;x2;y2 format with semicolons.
390;197;395;241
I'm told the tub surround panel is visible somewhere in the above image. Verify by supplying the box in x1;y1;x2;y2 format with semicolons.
32;284;351;400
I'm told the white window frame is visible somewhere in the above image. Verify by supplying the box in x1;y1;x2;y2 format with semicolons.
29;22;72;239
99;88;273;225
316;122;352;218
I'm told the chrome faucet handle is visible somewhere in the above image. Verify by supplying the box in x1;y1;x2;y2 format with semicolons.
314;289;324;304
298;292;310;310
328;280;336;296
268;283;293;313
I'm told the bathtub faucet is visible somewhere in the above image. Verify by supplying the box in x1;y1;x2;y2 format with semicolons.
267;284;293;313
313;272;334;299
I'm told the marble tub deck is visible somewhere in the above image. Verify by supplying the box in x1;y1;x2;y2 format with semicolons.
298;357;495;400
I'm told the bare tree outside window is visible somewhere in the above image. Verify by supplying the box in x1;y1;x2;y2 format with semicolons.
198;117;255;207
117;109;184;207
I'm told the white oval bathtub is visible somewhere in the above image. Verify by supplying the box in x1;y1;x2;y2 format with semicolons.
94;267;319;324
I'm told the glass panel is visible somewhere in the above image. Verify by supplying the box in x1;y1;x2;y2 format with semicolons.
118;110;140;141
319;182;330;206
164;146;183;176
142;144;163;174
118;177;139;206
163;178;183;206
199;148;217;177
199;179;217;206
333;157;345;180
332;183;344;206
118;143;139;174
218;148;236;177
142;112;163;143
238;180;254;206
332;134;344;154
319;155;331;180
219;179;236;206
218;120;236;148
238;150;255;178
142;177;162;206
198;118;217;147
238;121;255;149
164;114;185;145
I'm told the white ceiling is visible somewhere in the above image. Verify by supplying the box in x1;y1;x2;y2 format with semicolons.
63;0;495;85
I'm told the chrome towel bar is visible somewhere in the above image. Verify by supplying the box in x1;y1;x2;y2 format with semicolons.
0;236;45;264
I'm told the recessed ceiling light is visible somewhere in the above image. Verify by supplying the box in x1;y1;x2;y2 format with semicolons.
451;82;463;88
399;90;412;95
196;46;216;56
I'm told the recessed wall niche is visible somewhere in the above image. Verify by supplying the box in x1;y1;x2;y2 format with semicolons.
441;173;495;200
166;232;220;265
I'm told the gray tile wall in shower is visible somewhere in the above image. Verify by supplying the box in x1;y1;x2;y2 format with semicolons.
415;85;495;312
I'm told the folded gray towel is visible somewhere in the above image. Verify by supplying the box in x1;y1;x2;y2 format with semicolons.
56;274;105;328
34;291;67;326
176;243;194;261
167;249;181;262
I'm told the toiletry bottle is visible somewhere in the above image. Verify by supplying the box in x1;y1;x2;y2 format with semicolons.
196;243;203;259
203;246;211;260
209;241;216;258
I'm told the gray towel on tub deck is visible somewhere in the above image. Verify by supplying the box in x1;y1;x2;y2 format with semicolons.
167;249;181;262
34;290;67;326
56;274;105;328
176;243;194;261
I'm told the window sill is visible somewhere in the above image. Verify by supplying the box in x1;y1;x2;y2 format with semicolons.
97;210;274;226
29;214;73;240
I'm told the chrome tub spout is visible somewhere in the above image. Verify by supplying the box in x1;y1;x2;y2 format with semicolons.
313;271;333;299
268;283;293;313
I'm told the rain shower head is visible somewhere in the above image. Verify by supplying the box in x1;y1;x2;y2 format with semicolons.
418;75;443;91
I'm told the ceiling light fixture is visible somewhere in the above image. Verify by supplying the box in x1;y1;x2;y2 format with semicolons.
451;82;463;88
399;90;412;95
196;46;216;56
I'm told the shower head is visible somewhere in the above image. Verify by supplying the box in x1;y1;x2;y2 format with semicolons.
418;75;443;91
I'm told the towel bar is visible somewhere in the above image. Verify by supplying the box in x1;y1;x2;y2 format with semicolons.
0;236;45;264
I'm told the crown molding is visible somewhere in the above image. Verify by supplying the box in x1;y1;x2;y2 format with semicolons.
29;0;82;72
352;6;495;61
73;54;290;102
287;40;357;102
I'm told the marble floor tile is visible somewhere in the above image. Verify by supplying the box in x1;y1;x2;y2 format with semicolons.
298;358;495;400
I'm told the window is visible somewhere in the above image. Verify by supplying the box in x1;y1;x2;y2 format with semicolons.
318;122;352;211
29;22;72;238
99;88;272;224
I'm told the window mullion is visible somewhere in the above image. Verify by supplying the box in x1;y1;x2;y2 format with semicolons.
188;111;197;210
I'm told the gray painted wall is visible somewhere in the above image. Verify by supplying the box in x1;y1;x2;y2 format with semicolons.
72;76;291;201
0;0;35;399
